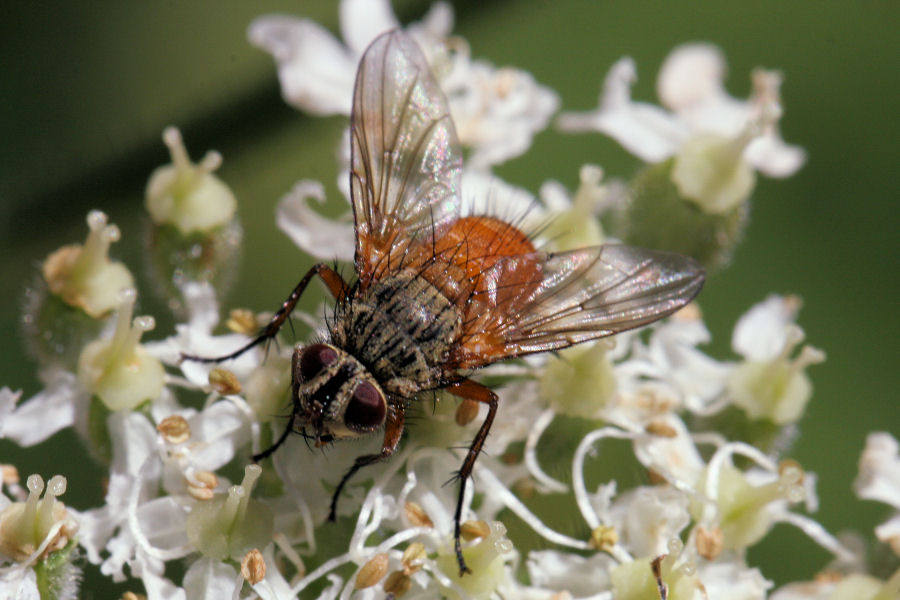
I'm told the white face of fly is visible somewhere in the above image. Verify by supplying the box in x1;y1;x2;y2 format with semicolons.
291;343;387;444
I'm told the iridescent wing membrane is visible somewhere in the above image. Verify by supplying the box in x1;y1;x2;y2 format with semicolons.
350;30;705;370
350;30;462;288
451;245;705;368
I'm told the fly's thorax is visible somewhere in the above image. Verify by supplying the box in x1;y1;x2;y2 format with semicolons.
292;342;387;440
331;272;462;395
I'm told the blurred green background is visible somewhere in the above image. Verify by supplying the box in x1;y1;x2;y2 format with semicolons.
1;0;897;595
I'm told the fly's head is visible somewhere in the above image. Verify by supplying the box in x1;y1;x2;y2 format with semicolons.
291;343;387;445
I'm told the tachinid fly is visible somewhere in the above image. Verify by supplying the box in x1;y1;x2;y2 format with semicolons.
185;30;705;575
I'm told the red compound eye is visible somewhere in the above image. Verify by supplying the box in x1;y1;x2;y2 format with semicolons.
343;381;386;431
298;344;339;382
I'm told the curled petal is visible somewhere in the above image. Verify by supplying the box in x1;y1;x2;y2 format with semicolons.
732;295;801;361
855;432;900;510
276;180;355;262
339;0;399;56
745;133;807;178
558;57;687;162
658;43;728;113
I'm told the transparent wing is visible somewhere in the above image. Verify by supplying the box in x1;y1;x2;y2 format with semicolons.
451;245;705;368
350;30;463;287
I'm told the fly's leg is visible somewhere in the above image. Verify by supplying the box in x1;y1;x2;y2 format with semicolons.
181;263;348;363
328;403;406;520
445;378;499;576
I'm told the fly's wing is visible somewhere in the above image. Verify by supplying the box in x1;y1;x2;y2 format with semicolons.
350;30;463;288
450;245;705;369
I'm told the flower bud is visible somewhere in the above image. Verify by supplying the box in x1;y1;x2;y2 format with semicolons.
610;540;699;600
693;461;806;549
186;464;273;560
727;325;825;425
617;159;747;271
0;474;82;599
539;341;615;418
145;127;236;235
541;164;606;250
23;211;134;369
77;288;165;412
144;127;242;317
243;356;291;422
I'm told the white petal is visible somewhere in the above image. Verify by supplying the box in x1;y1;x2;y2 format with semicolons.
633;415;705;486
0;372;77;446
251;546;296;600
0;568;40;600
339;0;399;56
855;432;900;509
659;43;750;137
248;16;355;115
745;132;807;177
460;169;538;222
408;1;455;43
525;550;615;595
451;62;559;168
181;281;220;334
698;560;772;600
186;401;251;471
874;513;900;549
559;57;687;162
658;43;728;113
0;387;22;438
618;486;690;556
130;551;185;600
732;294;800;361
137;497;189;551
276;180;355;262
183;557;237;600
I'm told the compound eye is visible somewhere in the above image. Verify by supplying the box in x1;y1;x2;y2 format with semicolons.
297;344;339;382
343;381;386;431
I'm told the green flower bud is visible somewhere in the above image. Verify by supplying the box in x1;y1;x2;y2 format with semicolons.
617;159;747;271
243;356;292;422
539;341;615;418
186;464;273;561
543;164;606;250
77;288;165;411
145;127;236;235
693;461;805;549
0;474;81;600
610;540;700;600
0;474;76;561
144;128;242;317
727;325;825;425
23;211;134;369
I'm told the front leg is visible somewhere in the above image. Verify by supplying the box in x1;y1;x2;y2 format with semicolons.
445;378;499;576
182;263;349;363
328;401;406;521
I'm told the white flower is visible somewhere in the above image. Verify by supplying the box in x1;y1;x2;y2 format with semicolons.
250;0;556;167
525;550;617;596
145;282;261;387
621;304;733;415
727;295;825;424
0;372;78;447
558;43;805;177
854;432;900;555
613;485;691;557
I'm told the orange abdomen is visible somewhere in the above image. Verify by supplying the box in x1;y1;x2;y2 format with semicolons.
431;216;541;313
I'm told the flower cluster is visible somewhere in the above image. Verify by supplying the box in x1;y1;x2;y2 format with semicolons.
1;2;896;599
